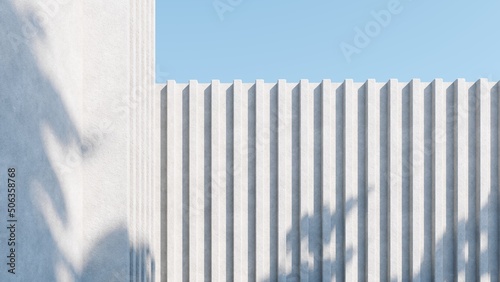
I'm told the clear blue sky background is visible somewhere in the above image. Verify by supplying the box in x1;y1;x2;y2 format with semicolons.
156;0;500;83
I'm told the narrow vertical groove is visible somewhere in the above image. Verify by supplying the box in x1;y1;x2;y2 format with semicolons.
432;79;447;281
410;79;425;281
300;80;314;281
143;1;150;277
151;9;158;282
402;81;411;282
271;82;279;280
278;79;292;281
358;82;367;282
204;84;212;282
292;83;301;279
321;79;337;281
139;3;146;279
255;80;271;281
380;82;390;281
497;81;500;282
147;4;152;270
137;3;144;279
166;81;183;281
129;0;136;280
366;79;381;280
188;80;205;282
233;80;249;281
145;1;154;279
337;82;346;282
211;80;227;281
161;84;167;282
454;79;472;281
343;79;359;281
132;1;139;277
313;83;323;281
227;83;235;282
153;4;158;279
476;79;492;280
182;84;190;282
489;80;499;282
248;83;257;282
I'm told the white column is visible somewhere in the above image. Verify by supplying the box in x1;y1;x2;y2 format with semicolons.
344;79;359;281
278;79;293;281
256;80;271;280
233;80;249;281
411;79;425;281
433;79;447;282
321;80;340;282
476;79;492;281
300;79;314;281
211;80;227;281
166;80;183;281
366;79;381;281
454;79;472;281
189;80;205;282
388;79;403;281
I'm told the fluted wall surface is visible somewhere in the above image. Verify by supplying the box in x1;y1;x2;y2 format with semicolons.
161;79;500;281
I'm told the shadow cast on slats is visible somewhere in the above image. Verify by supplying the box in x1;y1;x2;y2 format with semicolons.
161;80;500;281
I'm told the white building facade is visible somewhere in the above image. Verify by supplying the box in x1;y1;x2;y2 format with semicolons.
1;1;499;281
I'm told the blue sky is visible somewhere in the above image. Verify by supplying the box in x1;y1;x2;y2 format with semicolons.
156;0;500;83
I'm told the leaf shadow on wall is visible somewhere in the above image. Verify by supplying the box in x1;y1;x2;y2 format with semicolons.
0;3;153;281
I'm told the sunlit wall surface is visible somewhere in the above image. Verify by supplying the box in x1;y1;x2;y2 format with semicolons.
161;79;499;281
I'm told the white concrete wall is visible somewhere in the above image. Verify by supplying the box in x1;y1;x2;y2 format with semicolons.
161;79;500;281
0;1;158;281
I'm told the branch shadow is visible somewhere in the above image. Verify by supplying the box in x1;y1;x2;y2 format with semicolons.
0;2;77;280
0;3;152;281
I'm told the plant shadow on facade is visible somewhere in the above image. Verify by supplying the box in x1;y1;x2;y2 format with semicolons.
265;187;498;281
0;3;152;281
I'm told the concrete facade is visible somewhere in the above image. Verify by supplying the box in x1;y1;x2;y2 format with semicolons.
2;0;500;281
0;1;159;281
161;79;500;281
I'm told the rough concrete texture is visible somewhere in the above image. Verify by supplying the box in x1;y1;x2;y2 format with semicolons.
0;1;158;281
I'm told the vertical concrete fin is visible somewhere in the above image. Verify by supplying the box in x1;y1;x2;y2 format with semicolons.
211;80;227;281
277;79;292;281
476;78;493;281
300;79;314;282
166;80;183;281
432;78;447;281
255;79;271;281
410;79;425;281
344;79;359;281
388;78;403;281
233;79;249;281
188;80;205;282
321;79;339;282
160;79;499;281
366;79;381;280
